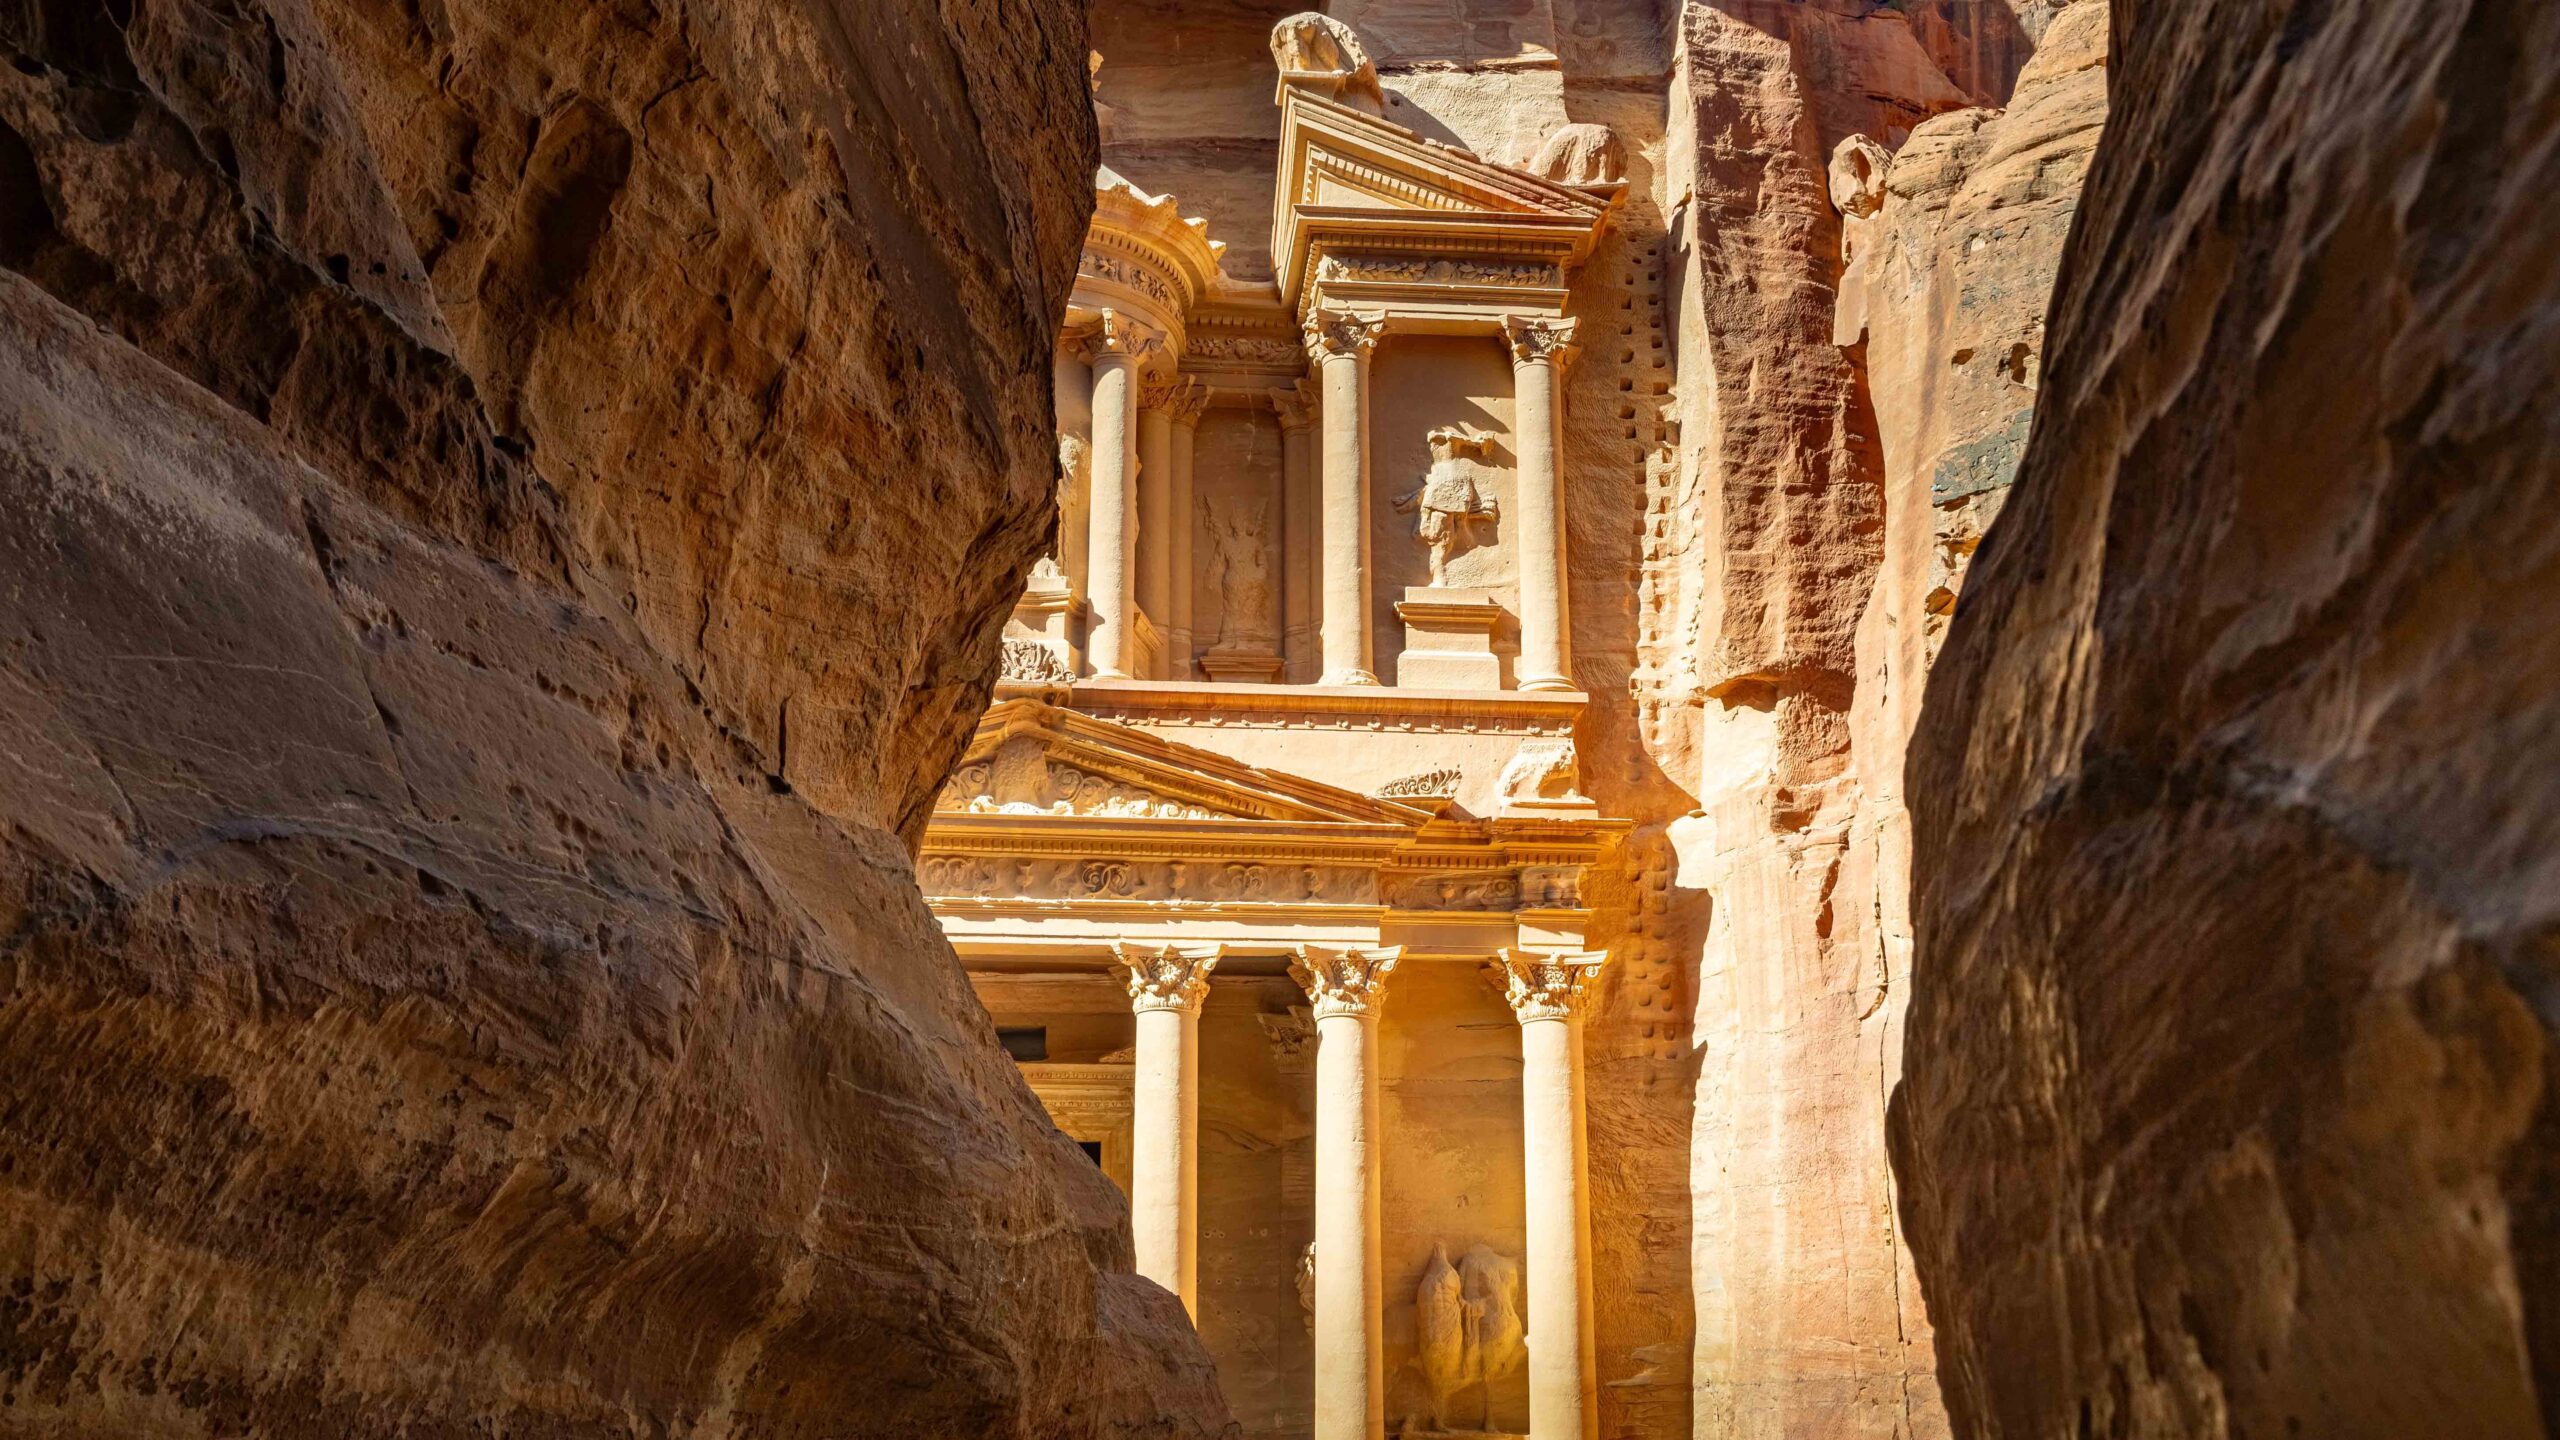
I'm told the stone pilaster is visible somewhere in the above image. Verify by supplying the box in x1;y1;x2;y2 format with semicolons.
1272;380;1320;684
1166;381;1208;680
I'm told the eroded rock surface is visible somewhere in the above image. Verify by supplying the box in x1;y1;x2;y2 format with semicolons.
0;1;1231;1435
1896;0;2559;1434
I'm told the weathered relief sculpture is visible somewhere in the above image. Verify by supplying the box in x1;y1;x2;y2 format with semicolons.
1270;12;1382;112
1207;497;1280;650
1393;426;1500;585
1404;1241;1528;1433
1827;133;1892;262
1493;735;1593;816
1528;122;1625;187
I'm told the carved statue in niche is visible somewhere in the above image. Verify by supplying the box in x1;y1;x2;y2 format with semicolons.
1206;496;1279;649
1405;1242;1527;1434
1394;426;1500;585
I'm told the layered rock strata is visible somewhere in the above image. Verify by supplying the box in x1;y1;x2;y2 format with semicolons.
0;0;1231;1434
1896;0;2560;1435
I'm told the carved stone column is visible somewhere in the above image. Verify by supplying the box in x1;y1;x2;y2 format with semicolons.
1167;382;1208;680
1291;944;1401;1440
1083;313;1160;678
1502;316;1579;692
1272;380;1319;683
1305;309;1385;686
1492;947;1606;1440
1117;941;1223;1314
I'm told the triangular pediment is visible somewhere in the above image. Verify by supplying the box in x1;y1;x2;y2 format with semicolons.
932;699;1433;827
1283;94;1603;221
1273;89;1613;305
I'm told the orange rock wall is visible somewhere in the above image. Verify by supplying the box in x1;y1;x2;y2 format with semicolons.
1894;0;2560;1433
0;0;1232;1434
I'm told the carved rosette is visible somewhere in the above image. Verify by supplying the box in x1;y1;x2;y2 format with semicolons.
1289;944;1403;1020
1303;307;1385;364
1115;941;1224;1014
1489;947;1608;1023
1500;314;1580;371
1078;308;1167;367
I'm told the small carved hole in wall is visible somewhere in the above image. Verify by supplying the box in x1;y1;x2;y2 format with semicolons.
1950;346;1976;365
2005;341;2035;384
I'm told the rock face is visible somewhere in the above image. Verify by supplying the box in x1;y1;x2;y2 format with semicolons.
1895;0;2560;1436
0;1;1231;1436
1660;3;2105;1435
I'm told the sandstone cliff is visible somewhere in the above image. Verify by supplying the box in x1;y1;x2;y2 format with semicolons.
1895;0;2559;1434
0;1;1230;1435
1657;2;2106;1435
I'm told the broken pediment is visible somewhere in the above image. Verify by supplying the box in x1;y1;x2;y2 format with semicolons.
932;699;1435;827
1271;81;1618;312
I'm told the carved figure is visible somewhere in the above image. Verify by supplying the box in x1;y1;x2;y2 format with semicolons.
1827;133;1892;219
1271;11;1370;77
1458;1245;1526;1425
1494;735;1587;807
1393;426;1500;584
1270;12;1383;111
1207;496;1279;648
1412;1244;1475;1431
1530;122;1625;186
1296;1242;1318;1331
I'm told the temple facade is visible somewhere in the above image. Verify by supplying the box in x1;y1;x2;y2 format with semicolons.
920;14;1637;1440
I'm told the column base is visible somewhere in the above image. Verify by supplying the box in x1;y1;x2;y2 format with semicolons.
1321;667;1382;687
1518;672;1576;693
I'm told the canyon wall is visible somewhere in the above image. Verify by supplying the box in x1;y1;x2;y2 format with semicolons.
0;1;1232;1435
1894;0;2560;1435
1660;2;2106;1435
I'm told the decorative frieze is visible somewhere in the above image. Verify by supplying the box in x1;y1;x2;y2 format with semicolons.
1290;944;1403;1019
1315;253;1560;288
917;854;1378;906
1115;941;1223;1013
1373;767;1462;799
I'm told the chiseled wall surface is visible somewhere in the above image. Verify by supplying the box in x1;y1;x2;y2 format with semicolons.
1093;2;2110;1437
1896;0;2560;1435
0;0;1236;1434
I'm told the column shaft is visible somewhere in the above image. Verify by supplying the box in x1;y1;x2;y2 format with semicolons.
1137;403;1175;674
1130;1003;1200;1309
1306;311;1382;687
1119;942;1219;1315
1496;947;1605;1440
1520;1015;1596;1440
1087;348;1142;678
1504;317;1579;692
1293;945;1399;1440
1313;1011;1382;1440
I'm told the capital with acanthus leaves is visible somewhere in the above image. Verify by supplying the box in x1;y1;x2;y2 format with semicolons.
1078;308;1167;366
1488;947;1608;1023
1303;307;1386;364
1290;945;1403;1019
1116;941;1224;1013
1501;314;1580;370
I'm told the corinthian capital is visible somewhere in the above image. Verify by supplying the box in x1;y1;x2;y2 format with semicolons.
1489;947;1607;1023
1303;307;1385;364
1500;314;1580;369
1116;941;1224;1013
1268;381;1317;432
1290;945;1403;1019
1144;376;1209;423
1080;309;1167;365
